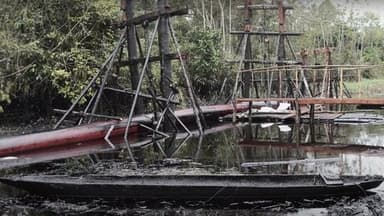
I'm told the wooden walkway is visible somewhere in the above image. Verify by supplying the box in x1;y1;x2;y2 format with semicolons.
234;97;384;123
237;98;384;105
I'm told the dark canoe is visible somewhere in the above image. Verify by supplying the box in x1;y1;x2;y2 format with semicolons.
0;174;382;201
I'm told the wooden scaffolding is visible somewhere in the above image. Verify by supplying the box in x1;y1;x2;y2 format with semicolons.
53;0;206;163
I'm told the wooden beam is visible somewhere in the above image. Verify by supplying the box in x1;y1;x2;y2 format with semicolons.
298;98;384;105
227;59;301;65
237;98;296;103
123;8;188;26
53;109;123;120
230;31;302;36
103;87;179;104
237;4;294;10
237;98;384;105
118;53;180;66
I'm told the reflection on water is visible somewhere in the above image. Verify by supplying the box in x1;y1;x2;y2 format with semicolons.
1;122;384;215
136;123;384;179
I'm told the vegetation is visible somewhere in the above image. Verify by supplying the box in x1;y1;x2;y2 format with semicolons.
345;78;384;98
1;0;384;117
0;0;119;115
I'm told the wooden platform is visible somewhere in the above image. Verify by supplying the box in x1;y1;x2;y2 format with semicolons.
237;98;384;106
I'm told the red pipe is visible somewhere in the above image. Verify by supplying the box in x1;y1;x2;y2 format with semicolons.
0;104;249;157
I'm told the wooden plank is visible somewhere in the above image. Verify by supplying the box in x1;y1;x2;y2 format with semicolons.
241;157;340;168
237;98;296;102
237;98;384;105
230;31;302;36
237;4;294;10
320;174;343;185
298;98;384;105
123;8;188;26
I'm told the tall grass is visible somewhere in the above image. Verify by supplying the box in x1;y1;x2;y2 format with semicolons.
345;79;384;98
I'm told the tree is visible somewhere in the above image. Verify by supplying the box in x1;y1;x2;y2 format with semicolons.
0;0;120;115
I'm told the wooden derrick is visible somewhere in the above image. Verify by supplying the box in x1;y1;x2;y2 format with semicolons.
54;0;206;163
231;0;301;122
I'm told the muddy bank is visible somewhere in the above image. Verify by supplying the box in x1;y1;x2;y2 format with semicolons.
328;195;384;216
1;188;383;216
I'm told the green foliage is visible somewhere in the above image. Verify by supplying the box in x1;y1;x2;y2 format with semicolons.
0;0;119;112
50;47;99;103
183;28;230;100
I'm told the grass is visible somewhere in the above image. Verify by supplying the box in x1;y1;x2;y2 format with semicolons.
344;78;384;98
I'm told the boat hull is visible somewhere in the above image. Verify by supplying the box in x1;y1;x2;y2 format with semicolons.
1;174;382;201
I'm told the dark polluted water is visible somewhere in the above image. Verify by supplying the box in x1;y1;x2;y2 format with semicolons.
1;121;384;215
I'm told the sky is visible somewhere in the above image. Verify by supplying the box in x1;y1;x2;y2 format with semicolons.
335;0;384;25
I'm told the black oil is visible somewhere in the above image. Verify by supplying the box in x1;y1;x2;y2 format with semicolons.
2;121;384;215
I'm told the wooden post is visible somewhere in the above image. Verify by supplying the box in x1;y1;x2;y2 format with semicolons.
279;69;282;98
124;19;160;163
158;0;172;102
232;34;248;122
125;0;145;114
339;68;344;99
168;21;205;134
358;68;361;98
242;0;253;98
277;0;286;66
295;68;298;90
248;101;252;123
309;104;315;143
313;69;317;96
294;98;301;123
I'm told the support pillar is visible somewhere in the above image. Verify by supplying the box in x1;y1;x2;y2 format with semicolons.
242;0;252;98
158;0;172;100
125;0;144;114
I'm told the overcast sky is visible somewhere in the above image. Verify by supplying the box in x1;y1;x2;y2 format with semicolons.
335;0;384;25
